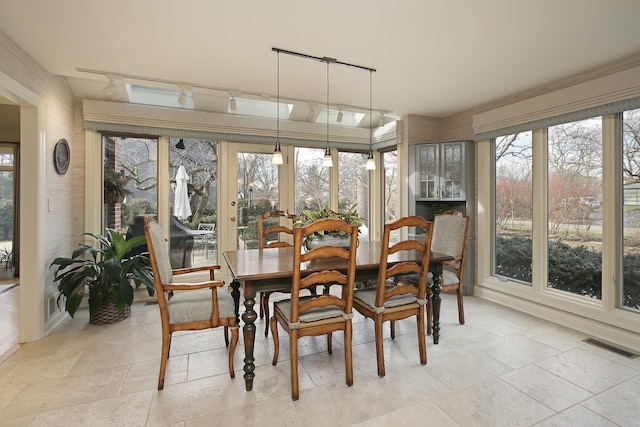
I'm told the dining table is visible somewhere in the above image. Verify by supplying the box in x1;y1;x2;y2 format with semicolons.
223;240;453;391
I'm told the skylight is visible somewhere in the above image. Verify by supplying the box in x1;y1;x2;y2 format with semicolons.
316;109;365;126
126;84;193;109
231;97;292;119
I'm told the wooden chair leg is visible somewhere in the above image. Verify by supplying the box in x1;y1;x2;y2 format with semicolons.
290;330;300;401
263;293;271;337
390;320;396;339
417;309;427;365
457;286;465;325
158;331;171;390
345;321;353;387
228;326;239;378
259;292;265;319
270;317;279;365
374;317;385;378
224;325;229;347
327;332;333;354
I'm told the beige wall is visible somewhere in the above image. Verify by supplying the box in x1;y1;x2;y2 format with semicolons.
0;29;79;333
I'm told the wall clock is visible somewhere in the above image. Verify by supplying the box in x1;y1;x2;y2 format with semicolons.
54;138;70;175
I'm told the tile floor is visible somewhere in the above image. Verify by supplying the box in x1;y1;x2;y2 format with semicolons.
0;291;639;426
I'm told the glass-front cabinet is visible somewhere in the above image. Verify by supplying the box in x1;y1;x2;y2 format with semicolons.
416;142;465;201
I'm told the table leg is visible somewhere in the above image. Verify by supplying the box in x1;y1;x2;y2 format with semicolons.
230;280;241;325
241;287;257;391
430;263;443;345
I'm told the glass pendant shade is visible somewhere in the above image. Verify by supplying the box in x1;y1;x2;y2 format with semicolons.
322;146;333;168
366;152;376;170
272;146;283;165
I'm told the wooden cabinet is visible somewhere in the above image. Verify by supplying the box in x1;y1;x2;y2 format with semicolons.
416;142;466;201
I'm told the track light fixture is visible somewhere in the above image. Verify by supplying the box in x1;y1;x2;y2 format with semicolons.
103;79;117;96
175;138;185;149
336;109;343;123
229;95;237;112
366;70;376;170
272;51;284;165
177;90;187;106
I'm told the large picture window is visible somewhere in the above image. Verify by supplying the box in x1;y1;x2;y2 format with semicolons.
494;131;533;283
547;118;602;299
622;108;640;311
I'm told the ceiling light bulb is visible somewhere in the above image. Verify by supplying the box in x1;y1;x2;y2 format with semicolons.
272;149;283;165
229;96;237;111
366;152;376;170
322;146;333;168
336;110;343;123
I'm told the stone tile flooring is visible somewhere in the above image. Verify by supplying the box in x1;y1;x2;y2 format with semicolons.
0;291;639;426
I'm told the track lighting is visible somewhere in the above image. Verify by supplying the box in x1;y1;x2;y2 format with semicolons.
229;96;237;112
103;79;117;96
177;90;187;106
336;110;343;123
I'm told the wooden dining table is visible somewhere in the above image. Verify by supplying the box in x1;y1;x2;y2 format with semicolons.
223;240;453;391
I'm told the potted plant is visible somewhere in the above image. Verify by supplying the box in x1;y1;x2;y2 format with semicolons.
104;167;133;204
294;204;366;249
0;247;15;279
50;228;155;324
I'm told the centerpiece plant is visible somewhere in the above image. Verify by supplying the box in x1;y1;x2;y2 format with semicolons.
294;204;366;246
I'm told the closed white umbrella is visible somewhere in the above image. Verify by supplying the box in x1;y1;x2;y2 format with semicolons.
174;165;192;220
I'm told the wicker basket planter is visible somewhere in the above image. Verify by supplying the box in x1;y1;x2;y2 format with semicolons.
90;301;131;325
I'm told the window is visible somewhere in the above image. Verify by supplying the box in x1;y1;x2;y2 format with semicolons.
494;132;533;283
338;151;370;240
169;138;218;266
294;147;330;214
547;118;602;299
382;150;399;242
622;108;640;311
102;136;157;235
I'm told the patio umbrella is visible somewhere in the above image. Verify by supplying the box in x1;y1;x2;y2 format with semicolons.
174;165;192;220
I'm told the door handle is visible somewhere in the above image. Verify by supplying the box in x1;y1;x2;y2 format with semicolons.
230;216;236;222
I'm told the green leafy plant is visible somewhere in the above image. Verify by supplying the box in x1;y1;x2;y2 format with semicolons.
104;167;133;203
50;229;155;318
294;204;366;240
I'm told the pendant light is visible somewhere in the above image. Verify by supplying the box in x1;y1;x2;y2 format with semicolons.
366;69;376;170
272;51;284;165
322;60;333;168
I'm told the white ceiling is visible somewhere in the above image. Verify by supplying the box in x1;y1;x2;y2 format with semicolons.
2;0;640;124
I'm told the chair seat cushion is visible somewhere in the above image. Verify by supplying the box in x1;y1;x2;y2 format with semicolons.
168;288;235;323
353;286;417;310
274;296;345;324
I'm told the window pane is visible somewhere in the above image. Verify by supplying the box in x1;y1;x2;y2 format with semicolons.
548;118;602;299
103;136;158;234
294;147;330;214
338;151;370;240
383;150;399;242
494;132;533;283
237;152;279;249
169;138;218;267
622;108;640;311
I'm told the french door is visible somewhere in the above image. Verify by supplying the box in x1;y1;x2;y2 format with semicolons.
218;142;293;281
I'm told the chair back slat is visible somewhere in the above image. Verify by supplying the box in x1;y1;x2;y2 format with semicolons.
289;218;359;324
375;216;433;309
259;210;295;248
